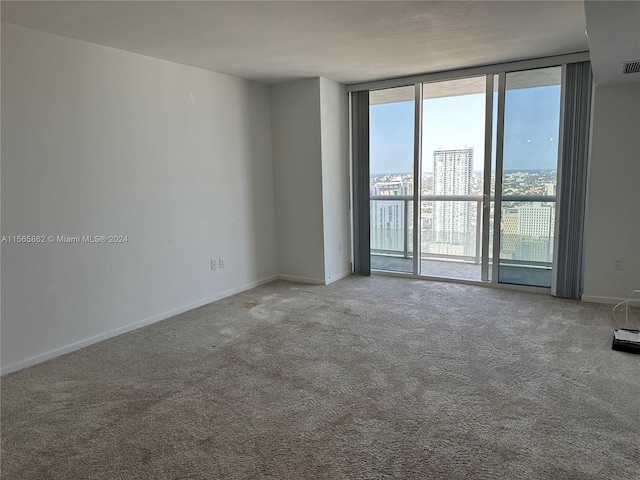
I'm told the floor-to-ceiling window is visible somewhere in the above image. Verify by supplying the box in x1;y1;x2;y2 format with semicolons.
369;86;415;273
363;63;566;288
497;67;562;287
420;76;487;281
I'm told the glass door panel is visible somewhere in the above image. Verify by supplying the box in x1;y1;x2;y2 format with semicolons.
420;76;487;281
369;86;415;273
497;67;562;287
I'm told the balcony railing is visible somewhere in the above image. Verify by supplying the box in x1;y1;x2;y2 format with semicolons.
370;194;555;268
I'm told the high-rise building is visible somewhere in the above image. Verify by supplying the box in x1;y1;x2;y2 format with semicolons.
517;203;552;237
433;147;474;246
501;209;520;258
370;180;413;196
517;238;551;263
369;178;412;253
370;199;406;253
499;203;555;263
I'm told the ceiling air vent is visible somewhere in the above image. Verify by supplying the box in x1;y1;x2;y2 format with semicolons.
622;60;640;75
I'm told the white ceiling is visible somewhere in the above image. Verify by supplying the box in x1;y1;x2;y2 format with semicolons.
584;0;640;85
1;1;590;85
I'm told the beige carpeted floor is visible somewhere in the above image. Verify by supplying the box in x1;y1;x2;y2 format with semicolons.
2;276;639;479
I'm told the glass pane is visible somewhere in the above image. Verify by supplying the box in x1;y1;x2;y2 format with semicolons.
369;86;415;273
421;76;486;281
498;66;561;287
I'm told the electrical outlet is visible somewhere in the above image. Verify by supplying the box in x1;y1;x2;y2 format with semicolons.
211;259;217;270
615;258;623;271
219;257;225;269
338;243;342;252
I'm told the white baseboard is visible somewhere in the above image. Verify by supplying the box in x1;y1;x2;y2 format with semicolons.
277;274;326;285
0;274;279;376
581;295;629;305
325;271;351;285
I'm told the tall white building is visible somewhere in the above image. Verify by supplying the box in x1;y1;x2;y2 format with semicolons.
517;203;552;237
433;147;474;246
499;203;554;263
370;199;406;253
370;180;413;196
369;177;413;253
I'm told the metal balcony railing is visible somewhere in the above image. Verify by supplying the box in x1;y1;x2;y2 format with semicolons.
370;194;555;267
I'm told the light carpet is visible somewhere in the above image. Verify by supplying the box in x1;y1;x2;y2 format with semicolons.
2;276;639;479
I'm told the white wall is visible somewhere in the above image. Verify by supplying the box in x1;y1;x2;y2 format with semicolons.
270;77;351;285
1;24;278;373
270;78;326;284
583;81;640;303
319;78;351;283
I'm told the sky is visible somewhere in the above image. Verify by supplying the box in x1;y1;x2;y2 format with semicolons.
370;84;561;175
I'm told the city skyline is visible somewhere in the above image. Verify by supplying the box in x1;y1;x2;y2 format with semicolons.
370;167;556;265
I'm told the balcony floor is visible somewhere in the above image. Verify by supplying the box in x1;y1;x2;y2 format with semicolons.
371;255;552;287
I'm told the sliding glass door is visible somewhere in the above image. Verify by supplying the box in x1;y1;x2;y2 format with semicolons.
366;66;564;288
496;67;562;287
420;77;487;281
369;86;415;273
